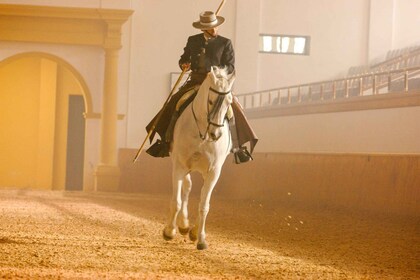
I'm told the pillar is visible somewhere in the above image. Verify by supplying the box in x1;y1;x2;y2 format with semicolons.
94;47;121;191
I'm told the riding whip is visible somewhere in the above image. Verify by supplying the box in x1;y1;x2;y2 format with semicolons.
132;67;188;163
216;0;226;15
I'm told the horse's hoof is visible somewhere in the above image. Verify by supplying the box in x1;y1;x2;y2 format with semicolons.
162;229;174;241
178;227;190;236
189;229;197;242
197;242;208;250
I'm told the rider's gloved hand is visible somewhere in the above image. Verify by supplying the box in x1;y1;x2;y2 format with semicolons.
181;63;191;71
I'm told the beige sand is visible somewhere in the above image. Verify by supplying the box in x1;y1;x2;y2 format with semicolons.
0;189;418;279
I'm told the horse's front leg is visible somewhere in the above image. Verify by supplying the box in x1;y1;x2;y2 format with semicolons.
177;173;192;235
195;168;221;250
163;167;187;240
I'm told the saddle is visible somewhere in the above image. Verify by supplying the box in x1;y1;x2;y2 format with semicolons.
175;86;234;121
175;86;199;112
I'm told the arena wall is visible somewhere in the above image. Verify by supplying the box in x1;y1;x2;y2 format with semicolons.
119;149;419;217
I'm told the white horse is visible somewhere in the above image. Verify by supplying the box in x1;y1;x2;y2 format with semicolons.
162;66;235;250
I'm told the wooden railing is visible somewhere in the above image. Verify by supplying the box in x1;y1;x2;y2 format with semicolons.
237;66;420;110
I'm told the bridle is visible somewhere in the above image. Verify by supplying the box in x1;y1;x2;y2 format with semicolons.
191;86;231;140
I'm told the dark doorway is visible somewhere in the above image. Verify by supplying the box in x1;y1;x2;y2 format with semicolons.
65;95;85;191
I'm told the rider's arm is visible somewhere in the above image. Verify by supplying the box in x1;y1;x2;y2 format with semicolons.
179;37;192;71
221;39;235;74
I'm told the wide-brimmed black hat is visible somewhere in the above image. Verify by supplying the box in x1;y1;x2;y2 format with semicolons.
192;11;225;30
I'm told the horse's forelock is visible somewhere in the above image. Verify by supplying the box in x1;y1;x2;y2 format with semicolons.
211;67;229;89
218;67;228;79
211;66;227;79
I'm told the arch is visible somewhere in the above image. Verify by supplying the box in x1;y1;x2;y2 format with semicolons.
0;52;94;116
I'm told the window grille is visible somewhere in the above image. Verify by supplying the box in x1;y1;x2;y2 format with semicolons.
259;34;310;55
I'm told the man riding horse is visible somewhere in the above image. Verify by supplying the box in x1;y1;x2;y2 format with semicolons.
146;11;257;163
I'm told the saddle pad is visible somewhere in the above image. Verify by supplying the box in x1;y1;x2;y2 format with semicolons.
176;86;200;111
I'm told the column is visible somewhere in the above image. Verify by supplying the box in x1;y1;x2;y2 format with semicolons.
94;47;121;191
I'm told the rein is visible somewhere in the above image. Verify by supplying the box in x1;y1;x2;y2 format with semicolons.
191;86;231;140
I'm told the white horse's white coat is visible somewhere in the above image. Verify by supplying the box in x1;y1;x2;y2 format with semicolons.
163;67;235;250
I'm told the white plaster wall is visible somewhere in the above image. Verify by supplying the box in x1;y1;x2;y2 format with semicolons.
393;0;420;50
258;0;370;89
234;0;261;94
368;0;420;62
368;0;395;62
250;106;420;154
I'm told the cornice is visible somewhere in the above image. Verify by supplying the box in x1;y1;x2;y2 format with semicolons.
0;4;133;20
0;4;133;49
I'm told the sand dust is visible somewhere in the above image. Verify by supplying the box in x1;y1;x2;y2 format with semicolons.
0;189;418;279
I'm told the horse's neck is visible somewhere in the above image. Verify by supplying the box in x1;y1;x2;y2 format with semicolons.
192;78;210;123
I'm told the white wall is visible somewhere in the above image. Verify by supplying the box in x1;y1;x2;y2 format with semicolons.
250;106;420;154
258;0;370;89
368;0;395;62
368;0;420;62
234;0;261;93
393;0;420;50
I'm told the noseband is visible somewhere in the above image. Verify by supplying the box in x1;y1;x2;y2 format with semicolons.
192;86;231;140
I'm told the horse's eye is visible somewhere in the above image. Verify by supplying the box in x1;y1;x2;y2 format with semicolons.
209;100;214;105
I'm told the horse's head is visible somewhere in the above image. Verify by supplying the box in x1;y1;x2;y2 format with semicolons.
205;66;235;141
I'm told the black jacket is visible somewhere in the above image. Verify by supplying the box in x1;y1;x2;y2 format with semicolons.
179;33;235;74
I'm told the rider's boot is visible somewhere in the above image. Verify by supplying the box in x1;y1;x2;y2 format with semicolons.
146;112;179;158
230;117;253;164
146;139;170;157
233;146;253;164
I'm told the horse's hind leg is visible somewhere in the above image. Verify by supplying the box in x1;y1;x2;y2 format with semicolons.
178;173;192;235
163;167;188;240
195;169;221;250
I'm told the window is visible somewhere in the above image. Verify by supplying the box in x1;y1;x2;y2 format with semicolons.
259;34;310;55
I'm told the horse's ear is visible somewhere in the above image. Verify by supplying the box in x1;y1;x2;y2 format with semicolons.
228;70;236;84
210;66;218;82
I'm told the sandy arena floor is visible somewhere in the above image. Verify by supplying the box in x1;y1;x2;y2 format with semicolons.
0;189;418;279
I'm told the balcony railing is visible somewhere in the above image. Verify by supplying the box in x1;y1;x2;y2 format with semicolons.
237;66;420;110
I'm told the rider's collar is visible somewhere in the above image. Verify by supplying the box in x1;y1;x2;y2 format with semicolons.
203;32;217;41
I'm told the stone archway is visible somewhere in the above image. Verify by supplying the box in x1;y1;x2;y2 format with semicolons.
0;4;133;191
0;52;95;116
0;52;93;190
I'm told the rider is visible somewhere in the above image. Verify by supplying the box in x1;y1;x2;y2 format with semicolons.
146;11;257;164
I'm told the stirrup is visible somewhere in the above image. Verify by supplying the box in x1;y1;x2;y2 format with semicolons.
234;146;253;164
